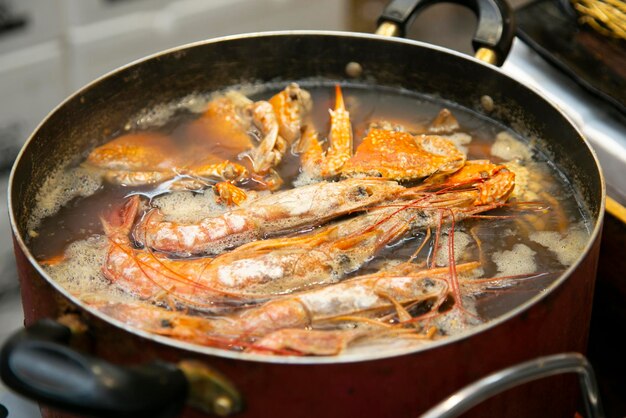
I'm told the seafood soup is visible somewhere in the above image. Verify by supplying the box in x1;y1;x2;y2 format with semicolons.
27;82;592;357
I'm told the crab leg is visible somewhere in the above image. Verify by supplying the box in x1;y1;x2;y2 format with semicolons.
323;84;354;176
248;101;285;173
269;82;312;144
297;126;324;177
299;85;354;179
248;83;313;174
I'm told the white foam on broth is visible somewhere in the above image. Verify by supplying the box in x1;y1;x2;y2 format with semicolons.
29;166;102;231
492;243;537;277
530;226;589;267
491;131;534;161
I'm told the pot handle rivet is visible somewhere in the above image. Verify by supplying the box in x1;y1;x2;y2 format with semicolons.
178;359;244;417
214;395;234;416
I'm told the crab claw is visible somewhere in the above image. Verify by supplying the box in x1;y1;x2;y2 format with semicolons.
214;182;248;206
323;85;354;175
296;85;354;180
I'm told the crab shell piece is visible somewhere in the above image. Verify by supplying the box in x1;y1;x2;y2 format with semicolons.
437;160;516;205
85;132;185;185
340;128;466;181
86;90;256;186
86;132;179;172
184;91;256;160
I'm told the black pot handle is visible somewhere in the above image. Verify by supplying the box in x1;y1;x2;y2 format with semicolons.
377;0;515;66
0;320;188;418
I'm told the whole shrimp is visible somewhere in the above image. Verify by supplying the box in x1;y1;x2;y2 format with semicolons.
134;177;406;257
91;262;482;354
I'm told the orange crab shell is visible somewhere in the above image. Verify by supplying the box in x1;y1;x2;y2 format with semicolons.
185;96;255;160
86;132;180;171
341;129;465;181
269;83;312;144
443;160;516;205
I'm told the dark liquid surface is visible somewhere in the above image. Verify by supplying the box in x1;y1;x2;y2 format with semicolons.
29;82;591;340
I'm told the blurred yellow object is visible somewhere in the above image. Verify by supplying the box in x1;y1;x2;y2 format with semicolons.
606;196;626;224
570;0;626;39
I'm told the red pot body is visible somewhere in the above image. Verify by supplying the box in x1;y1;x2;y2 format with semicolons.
14;233;601;418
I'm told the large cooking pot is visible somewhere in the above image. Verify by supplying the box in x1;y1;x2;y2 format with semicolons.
1;0;605;417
